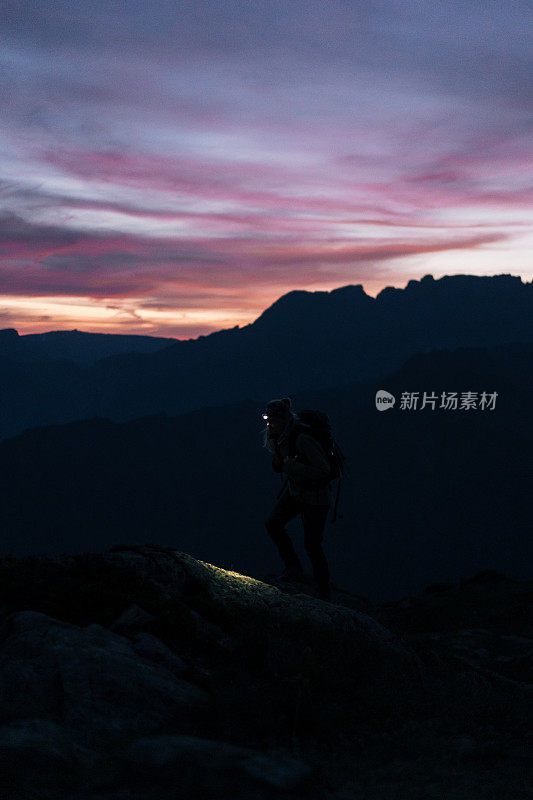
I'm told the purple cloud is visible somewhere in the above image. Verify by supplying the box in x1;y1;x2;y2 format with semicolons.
0;0;531;336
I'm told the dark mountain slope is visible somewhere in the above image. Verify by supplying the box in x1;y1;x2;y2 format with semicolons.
0;327;176;365
1;340;531;600
0;273;531;440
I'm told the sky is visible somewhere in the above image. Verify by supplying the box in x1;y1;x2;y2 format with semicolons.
1;0;532;338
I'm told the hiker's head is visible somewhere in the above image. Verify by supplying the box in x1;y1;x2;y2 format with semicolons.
262;397;293;446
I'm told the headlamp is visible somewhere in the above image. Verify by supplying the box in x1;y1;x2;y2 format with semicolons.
262;413;269;420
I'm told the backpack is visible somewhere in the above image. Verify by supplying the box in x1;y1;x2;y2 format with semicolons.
289;410;346;480
287;409;347;521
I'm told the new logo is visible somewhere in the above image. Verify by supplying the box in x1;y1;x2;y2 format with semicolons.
375;390;395;411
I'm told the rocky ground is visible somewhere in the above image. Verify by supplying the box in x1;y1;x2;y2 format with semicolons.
0;543;531;799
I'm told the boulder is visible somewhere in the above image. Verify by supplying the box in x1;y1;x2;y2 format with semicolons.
0;718;95;795
131;632;188;675
110;602;156;635
121;734;314;798
0;611;208;745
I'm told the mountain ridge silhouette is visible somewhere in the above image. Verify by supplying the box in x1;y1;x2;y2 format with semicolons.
1;272;532;441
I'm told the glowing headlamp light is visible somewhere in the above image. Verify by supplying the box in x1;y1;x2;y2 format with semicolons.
262;413;269;420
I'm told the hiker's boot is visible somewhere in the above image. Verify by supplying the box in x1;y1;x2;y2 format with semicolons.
280;564;305;582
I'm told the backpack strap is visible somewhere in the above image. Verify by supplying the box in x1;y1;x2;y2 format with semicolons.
331;477;342;523
276;476;289;499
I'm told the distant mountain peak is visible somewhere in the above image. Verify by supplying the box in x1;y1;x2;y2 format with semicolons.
376;272;528;304
329;283;371;298
252;284;373;328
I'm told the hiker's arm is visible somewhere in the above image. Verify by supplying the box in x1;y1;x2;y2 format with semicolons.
271;442;284;473
285;434;330;480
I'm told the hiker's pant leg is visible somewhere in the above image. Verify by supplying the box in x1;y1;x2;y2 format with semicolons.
265;491;303;570
301;504;330;589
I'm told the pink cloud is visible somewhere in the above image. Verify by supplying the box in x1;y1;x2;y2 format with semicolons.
0;203;508;300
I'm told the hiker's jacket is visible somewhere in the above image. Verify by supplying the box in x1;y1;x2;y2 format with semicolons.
272;419;332;506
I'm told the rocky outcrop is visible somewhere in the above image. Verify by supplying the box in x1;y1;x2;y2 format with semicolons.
0;610;208;744
119;734;315;798
0;545;530;799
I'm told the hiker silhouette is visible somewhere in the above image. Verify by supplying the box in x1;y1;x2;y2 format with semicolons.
263;397;332;601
